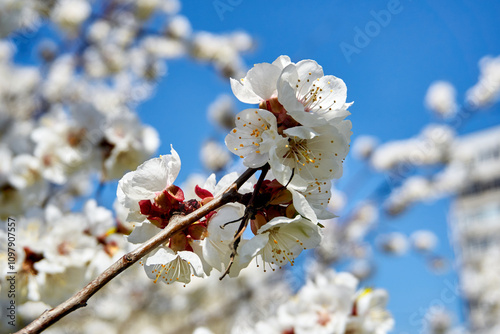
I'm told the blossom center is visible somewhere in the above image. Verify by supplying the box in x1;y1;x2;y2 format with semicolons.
282;138;320;171
260;228;305;272
298;80;339;114
151;256;190;284
300;85;321;112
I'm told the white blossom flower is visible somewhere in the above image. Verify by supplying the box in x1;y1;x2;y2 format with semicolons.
31;109;97;184
410;230;438;252
87;20;111;44
193;327;215;334
225;108;280;168
269;123;351;187
349;259;373;281
144;247;204;285
239;215;322;271
7;154;48;208
36;266;90;307
277;59;351;127
191;31;253;78
283;270;358;334
290;179;336;220
135;0;161;20
344;202;379;242
36;213;98;271
117;146;181;223
166;15;192;40
385;176;433;215
42;55;75;102
425;307;453;334
376;232;408;255
0;1;40;38
425;81;458;118
141;36;186;59
52;0;91;33
346;288;394;334
353;135;379;160
328;186;347;213
196;172;254;274
159;0;181;14
201;203;246;276
466;55;500;108
207;94;236;131
370;124;454;171
230;55;291;104
229;31;253;52
83;199;115;237
128;220;205;285
103;110;160;180
200;139;231;172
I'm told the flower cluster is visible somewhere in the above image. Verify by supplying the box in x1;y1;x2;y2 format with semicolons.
117;146;322;283
226;55;352;189
238;269;394;334
0;200;126;308
117;56;352;284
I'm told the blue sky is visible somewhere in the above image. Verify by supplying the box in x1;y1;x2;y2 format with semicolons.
135;1;500;332
12;0;500;332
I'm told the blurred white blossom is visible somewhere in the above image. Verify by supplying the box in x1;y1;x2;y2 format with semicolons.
352;135;379;160
411;230;438;252
425;81;458;118
200;139;232;172
377;232;409;255
466;55;500;108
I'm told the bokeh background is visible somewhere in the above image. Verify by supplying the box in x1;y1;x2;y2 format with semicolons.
5;0;500;333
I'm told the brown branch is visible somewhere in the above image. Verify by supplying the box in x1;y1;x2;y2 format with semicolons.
220;164;270;280
15;167;257;334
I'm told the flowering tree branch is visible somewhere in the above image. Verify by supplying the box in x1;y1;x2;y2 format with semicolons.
15;167;257;334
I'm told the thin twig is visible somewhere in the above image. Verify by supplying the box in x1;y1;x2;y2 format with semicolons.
15;167;257;334
220;164;270;280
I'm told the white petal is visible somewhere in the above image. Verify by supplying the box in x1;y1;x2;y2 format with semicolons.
290;189;318;222
280;59;323;97
230;77;261;104
213;172;238;196
284;126;319;140
242;151;270;168
295;59;324;83
202;203;244;271
121;158;168;200
164;146;182;185
201;173;217;194
272;55;292;70
144;247;203;284
145;247;177;266
127;221;160;244
177;250;205;277
246;62;282;100
238;233;269;265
